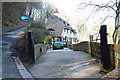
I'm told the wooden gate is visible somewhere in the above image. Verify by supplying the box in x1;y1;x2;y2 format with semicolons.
90;25;111;70
90;32;101;60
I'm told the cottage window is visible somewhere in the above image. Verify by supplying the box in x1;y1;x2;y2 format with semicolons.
64;29;66;32
67;29;68;33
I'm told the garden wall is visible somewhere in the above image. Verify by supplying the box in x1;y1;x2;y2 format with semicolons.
68;41;120;69
34;44;48;60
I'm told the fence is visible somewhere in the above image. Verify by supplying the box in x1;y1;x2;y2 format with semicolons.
70;25;120;70
70;41;120;70
90;32;101;60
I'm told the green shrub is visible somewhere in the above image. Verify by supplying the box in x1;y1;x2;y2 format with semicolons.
31;28;46;44
44;35;52;44
100;69;110;73
30;22;45;29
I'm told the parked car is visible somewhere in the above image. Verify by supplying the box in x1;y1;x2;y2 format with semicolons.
53;41;64;50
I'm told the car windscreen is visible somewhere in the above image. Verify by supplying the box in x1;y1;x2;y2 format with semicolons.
54;42;62;44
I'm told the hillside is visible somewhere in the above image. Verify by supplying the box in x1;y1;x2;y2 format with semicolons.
2;2;28;32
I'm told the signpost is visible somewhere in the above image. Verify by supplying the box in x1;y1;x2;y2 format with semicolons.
20;16;29;22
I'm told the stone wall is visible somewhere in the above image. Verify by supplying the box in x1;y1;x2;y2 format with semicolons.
72;41;91;54
117;45;120;67
69;41;120;69
15;32;48;62
34;44;48;60
108;44;119;69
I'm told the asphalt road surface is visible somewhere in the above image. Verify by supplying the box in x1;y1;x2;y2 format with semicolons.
28;48;104;78
1;27;26;78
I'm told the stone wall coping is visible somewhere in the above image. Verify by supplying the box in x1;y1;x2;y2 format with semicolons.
118;54;120;60
101;67;120;80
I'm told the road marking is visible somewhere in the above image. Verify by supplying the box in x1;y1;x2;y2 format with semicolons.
3;52;12;54
1;41;11;49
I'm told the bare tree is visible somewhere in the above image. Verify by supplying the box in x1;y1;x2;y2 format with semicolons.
73;19;87;42
25;2;53;28
79;0;120;44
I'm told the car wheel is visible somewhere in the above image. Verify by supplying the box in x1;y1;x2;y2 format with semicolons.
53;48;56;50
61;47;64;49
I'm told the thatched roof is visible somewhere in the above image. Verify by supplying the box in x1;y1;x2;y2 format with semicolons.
45;15;76;36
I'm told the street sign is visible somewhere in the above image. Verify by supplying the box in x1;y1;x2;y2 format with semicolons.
21;16;29;22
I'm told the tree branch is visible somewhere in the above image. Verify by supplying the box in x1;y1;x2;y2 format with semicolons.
79;2;116;12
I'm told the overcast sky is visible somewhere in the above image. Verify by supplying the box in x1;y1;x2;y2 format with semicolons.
44;0;115;29
43;0;116;41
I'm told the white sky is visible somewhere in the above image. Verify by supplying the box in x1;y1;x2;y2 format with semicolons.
44;0;115;41
44;0;115;26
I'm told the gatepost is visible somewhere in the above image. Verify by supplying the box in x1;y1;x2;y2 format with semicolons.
100;25;111;70
28;30;35;64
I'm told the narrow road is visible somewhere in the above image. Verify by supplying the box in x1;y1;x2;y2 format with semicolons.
28;48;103;78
1;27;26;78
2;40;21;78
